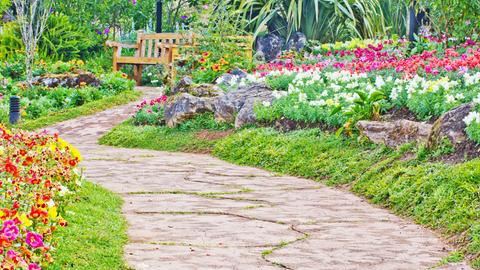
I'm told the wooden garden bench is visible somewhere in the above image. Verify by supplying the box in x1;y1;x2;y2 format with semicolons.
106;31;253;86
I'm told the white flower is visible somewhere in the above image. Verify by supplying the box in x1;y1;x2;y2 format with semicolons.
262;101;271;107
47;200;56;208
446;95;456;103
216;76;225;85
464;111;480;125
375;76;385;88
272;91;287;99
309;100;326;106
455;93;465;100
473;94;480;105
298;93;308;103
59;185;70;196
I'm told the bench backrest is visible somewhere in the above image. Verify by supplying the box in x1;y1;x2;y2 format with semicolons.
137;31;195;58
136;31;253;59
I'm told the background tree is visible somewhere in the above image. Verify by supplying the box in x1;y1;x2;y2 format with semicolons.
12;0;51;84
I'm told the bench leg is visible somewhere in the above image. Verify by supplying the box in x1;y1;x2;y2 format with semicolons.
133;65;143;86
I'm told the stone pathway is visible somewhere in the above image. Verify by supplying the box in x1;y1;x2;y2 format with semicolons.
44;88;472;270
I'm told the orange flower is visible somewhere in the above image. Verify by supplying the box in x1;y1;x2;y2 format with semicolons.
202;52;211;58
121;73;128;79
219;58;229;66
198;58;207;64
211;64;221;72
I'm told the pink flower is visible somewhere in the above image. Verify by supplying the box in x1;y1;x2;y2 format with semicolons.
29;263;41;270
26;231;44;249
6;249;17;259
1;220;19;241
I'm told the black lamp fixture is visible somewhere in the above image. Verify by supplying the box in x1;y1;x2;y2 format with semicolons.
9;96;20;125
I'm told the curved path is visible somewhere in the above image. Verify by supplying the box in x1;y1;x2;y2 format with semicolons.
45;88;471;270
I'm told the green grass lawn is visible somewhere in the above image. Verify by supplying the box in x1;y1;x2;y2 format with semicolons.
100;122;480;268
7;90;141;131
46;181;129;270
99;114;233;153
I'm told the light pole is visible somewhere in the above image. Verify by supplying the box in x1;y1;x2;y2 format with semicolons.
156;0;163;33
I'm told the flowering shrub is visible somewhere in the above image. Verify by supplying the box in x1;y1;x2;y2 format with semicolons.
0;125;82;269
177;34;253;84
133;96;168;126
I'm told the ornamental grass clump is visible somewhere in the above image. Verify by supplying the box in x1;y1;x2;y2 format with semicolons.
0;125;82;269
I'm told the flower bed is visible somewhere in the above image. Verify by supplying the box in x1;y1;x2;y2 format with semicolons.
0;126;81;269
222;38;480;142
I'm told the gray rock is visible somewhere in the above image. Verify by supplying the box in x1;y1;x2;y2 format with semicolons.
173;77;223;97
357;120;432;148
216;69;249;86
171;76;193;95
164;93;215;127
164;84;274;128
286;32;307;51
255;34;285;62
427;103;474;148
214;84;273;126
32;72;100;88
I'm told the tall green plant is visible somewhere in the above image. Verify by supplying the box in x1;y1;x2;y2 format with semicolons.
238;0;391;42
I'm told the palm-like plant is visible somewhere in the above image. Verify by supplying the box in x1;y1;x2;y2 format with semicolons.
238;0;407;42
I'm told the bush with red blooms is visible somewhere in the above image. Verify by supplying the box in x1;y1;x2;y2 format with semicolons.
0;125;82;270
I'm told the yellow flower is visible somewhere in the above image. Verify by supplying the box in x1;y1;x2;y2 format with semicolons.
19;214;33;227
48;207;58;219
76;60;85;66
71;146;82;162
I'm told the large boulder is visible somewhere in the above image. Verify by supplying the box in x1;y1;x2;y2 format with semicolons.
32;72;100;88
172;76;223;97
285;32;307;51
357;120;432;148
164;83;274;128
213;84;274;127
255;34;285;62
164;93;215;127
427;103;474;148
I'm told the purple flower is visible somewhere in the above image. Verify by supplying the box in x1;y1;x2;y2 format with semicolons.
103;28;110;35
132;0;137;5
26;231;44;249
1;220;19;241
181;15;188;20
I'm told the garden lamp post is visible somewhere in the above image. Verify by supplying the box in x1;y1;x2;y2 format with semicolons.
156;0;163;33
9;96;20;125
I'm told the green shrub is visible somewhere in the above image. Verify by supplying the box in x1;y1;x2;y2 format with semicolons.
40;14;101;61
0;14;100;61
